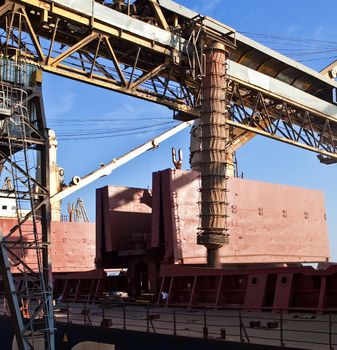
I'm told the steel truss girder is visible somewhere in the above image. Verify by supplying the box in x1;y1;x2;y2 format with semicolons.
0;0;336;160
227;80;337;159
0;0;203;114
0;236;29;350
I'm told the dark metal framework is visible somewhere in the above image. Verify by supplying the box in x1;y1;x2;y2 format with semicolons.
0;54;54;349
0;0;334;160
0;1;235;114
226;81;337;160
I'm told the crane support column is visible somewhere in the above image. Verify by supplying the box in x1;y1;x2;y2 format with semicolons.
197;43;230;268
0;55;55;349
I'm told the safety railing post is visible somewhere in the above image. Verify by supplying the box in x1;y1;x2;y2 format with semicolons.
83;303;86;325
203;309;208;339
280;309;284;348
329;312;332;350
102;304;105;324
239;309;243;342
146;306;150;332
66;302;70;323
123;303;126;330
173;307;177;336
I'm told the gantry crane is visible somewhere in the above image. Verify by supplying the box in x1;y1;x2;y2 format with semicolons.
0;1;337;349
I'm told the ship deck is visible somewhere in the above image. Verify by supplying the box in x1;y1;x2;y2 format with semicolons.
51;302;337;349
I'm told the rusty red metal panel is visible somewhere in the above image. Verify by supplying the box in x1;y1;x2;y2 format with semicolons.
96;168;329;269
161;169;329;264
97;186;152;253
102;186;113;252
244;274;268;310
54;268;106;280
0;219;96;273
160;169;200;264
161;169;180;264
51;221;96;273
227;177;329;264
158;264;337;312
325;272;337;308
95;187;103;267
151;171;161;248
272;273;294;310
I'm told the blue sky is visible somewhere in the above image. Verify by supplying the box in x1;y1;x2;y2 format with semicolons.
42;0;337;260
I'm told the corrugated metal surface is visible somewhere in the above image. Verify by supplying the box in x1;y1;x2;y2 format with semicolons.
0;58;37;86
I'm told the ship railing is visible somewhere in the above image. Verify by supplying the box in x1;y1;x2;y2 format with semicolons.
56;301;337;349
1;297;336;349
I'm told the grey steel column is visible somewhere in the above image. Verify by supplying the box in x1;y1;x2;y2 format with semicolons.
197;43;230;268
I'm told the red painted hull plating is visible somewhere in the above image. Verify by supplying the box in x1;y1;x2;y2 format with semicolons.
97;169;330;266
0;219;95;273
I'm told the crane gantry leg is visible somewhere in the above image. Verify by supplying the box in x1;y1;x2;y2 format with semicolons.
0;52;55;349
0;232;28;349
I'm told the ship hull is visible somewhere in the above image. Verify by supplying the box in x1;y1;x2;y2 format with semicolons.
0;220;95;273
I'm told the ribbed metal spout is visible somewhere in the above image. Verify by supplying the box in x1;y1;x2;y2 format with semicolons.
197;43;230;268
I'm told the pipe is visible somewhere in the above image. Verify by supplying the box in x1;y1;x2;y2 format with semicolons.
207;248;221;269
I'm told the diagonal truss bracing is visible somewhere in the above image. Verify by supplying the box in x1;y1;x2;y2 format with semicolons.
0;0;335;160
0;56;54;350
226;81;337;159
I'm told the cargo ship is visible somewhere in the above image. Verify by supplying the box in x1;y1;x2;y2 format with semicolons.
1;169;337;350
1;0;337;349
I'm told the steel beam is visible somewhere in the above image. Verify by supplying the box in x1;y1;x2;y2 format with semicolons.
228;61;337;122
0;232;29;350
0;69;55;349
158;0;337;94
0;0;336;162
